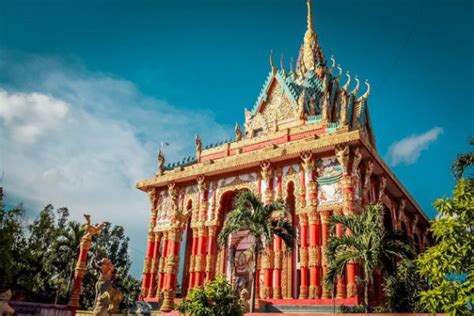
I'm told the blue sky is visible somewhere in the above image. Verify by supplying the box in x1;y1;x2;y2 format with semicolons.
0;0;472;277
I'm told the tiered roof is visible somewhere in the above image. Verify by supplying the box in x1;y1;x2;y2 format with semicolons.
161;0;374;171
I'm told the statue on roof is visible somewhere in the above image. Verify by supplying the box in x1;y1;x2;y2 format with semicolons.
157;149;165;176
195;135;202;158
235;123;242;141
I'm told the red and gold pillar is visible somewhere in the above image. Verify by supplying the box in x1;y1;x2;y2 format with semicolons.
335;211;346;299
272;236;282;299
156;232;169;295
147;232;162;298
261;247;273;299
308;212;321;298
342;174;358;297
188;228;198;289
68;237;93;309
160;228;182;312
141;232;155;298
320;211;331;299
195;226;207;287
299;214;309;299
205;226;217;281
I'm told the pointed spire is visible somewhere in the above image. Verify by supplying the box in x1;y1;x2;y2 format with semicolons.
280;54;286;76
290;57;297;80
342;71;351;91
269;50;276;75
298;0;325;74
307;0;314;33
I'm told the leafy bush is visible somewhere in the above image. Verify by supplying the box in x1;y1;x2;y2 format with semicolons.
177;276;244;316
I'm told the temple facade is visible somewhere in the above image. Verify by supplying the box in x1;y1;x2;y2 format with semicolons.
137;0;430;312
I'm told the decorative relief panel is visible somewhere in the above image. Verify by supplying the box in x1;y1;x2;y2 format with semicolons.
245;81;299;138
316;156;343;206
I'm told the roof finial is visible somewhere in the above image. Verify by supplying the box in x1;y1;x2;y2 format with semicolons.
290;57;297;80
280;54;286;76
307;0;314;33
336;64;343;79
342;71;351;91
269;50;276;75
351;75;360;95
361;79;371;99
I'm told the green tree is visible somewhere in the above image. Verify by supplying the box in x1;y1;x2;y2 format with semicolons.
383;258;427;312
417;178;474;315
451;137;473;180
177;275;244;316
0;204;28;292
324;204;414;312
217;191;296;313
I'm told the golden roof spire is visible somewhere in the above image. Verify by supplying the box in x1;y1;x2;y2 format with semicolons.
299;0;325;75
307;0;314;33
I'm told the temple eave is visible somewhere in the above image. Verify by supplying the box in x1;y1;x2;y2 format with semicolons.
136;129;362;190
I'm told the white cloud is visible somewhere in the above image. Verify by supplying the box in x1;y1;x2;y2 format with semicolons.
0;90;69;143
0;54;231;276
387;127;443;166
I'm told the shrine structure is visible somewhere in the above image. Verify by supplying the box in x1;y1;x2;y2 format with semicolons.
136;0;430;312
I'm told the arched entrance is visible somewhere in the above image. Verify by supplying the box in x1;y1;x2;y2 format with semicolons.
216;188;256;297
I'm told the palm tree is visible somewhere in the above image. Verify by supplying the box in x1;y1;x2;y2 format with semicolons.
217;191;296;313
323;204;414;312
451;137;473;180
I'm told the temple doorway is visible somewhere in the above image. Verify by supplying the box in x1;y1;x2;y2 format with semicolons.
217;189;255;298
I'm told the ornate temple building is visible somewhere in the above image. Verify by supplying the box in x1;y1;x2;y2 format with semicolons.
137;0;430;312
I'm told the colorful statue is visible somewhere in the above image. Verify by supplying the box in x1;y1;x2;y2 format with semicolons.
91;257;123;316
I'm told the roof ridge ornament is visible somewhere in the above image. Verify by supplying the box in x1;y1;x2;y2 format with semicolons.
342;71;351;91
350;75;360;95
280;54;286;77
360;79;371;100
269;50;276;75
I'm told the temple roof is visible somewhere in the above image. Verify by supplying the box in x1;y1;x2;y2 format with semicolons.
160;0;374;171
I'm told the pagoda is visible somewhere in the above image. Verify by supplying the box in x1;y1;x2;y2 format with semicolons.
136;0;430;312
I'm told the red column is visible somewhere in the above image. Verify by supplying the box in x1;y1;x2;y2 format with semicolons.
321;211;331;299
141;232;155;298
188;229;198;289
262;249;273;299
335;220;346;299
272;237;282;298
299;215;309;299
205;226;217;281
160;229;182;312
147;233;161;298
157;234;169;293
68;237;93;310
308;213;320;298
195;226;207;286
342;174;358;298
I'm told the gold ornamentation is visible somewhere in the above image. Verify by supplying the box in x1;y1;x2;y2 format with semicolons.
299;247;308;267
352;147;362;175
260;160;273;182
335;144;350;175
347;282;357;297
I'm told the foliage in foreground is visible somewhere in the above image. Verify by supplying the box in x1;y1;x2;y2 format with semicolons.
217;190;296;312
417;178;474;315
383;258;427;312
0;203;139;311
324;204;414;313
177;276;244;316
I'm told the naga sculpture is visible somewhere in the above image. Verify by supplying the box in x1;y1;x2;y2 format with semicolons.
91;256;123;316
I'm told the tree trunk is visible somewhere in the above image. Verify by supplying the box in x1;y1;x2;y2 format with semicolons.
364;281;369;313
250;243;259;313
